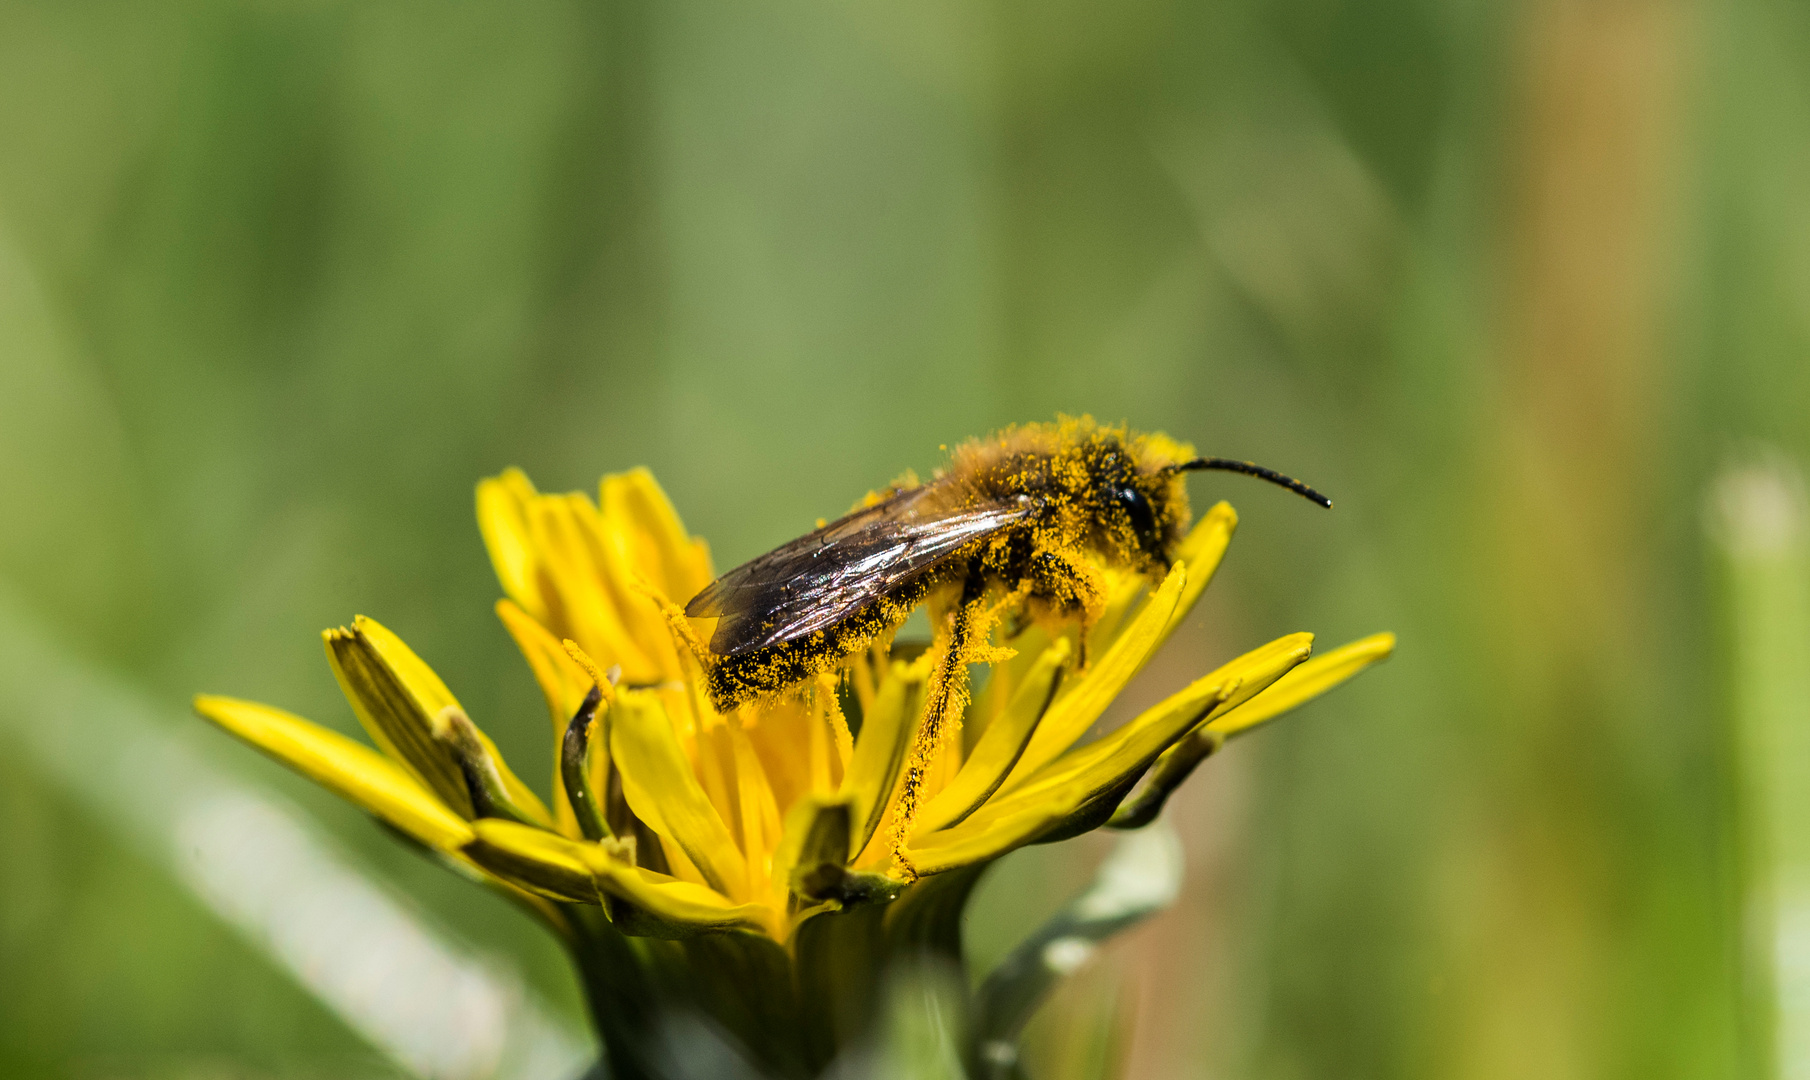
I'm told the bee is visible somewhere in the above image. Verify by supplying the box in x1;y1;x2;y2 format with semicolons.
682;417;1328;853
686;416;1327;706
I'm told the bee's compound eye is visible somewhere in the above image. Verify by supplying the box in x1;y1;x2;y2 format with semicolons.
1116;485;1157;540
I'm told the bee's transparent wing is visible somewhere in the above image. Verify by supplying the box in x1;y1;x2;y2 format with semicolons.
685;485;1029;656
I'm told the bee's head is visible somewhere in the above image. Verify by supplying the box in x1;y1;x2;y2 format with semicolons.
1114;476;1177;570
1054;421;1329;575
1097;439;1333;573
1089;442;1189;573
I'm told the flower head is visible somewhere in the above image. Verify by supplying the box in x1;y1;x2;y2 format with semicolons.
196;463;1390;1073
199;465;1391;937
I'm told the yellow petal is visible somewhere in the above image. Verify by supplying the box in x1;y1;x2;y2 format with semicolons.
476;469;547;620
1206;632;1395;739
497;599;599;837
194;695;472;850
964;624;1042;748
728;724;783;897
903;677;1231;872
608;689;749;899
599;467;715;604
1108;634;1391;831
900;804;1065;876
488;481;672;689
1008;632;1312;804
324;616;551;826
469;821;774;932
743;682;842;814
369;618;557;827
533;494;664;683
692;723;741;847
577;847;776;935
465;819;602;903
906;633;1313;871
1156;501;1236;648
1104;726;1223;831
1078;503;1232;664
770;792;854;901
497;599;595;739
997;565;1187;793
915;636;1071;834
324;621;468;815
838;657;929;861
1082;567;1152;663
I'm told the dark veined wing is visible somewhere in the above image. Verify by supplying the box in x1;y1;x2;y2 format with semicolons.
685;485;1030;657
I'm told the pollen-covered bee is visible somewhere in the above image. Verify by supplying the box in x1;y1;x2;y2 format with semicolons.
685;415;1325;743
687;417;1327;708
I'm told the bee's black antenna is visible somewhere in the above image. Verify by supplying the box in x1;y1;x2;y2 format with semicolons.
1174;457;1333;508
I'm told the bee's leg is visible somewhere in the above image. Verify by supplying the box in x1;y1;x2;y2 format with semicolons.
891;565;987;873
1026;548;1107;669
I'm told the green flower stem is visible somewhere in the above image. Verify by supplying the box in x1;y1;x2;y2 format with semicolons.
1712;460;1810;1078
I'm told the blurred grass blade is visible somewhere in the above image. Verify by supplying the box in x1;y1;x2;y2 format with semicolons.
834;961;967;1080
0;590;589;1080
1711;458;1810;1079
969;820;1184;1078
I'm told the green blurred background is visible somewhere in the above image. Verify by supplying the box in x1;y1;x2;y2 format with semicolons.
2;0;1808;1076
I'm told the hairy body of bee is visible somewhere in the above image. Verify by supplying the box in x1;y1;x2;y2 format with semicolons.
693;419;1200;711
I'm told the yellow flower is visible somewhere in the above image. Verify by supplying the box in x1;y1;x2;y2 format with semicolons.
196;465;1390;944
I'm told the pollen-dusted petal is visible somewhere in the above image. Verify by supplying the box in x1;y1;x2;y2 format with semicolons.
608;689;749;900
999;565;1187;789
839;657;929;863
465;819;602;904
907;633;1313;868
915;637;1071;834
903;676;1231;871
195;695;473;850
477;469;548;620
325;616;551;827
1206;632;1395;739
599;467;714;605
